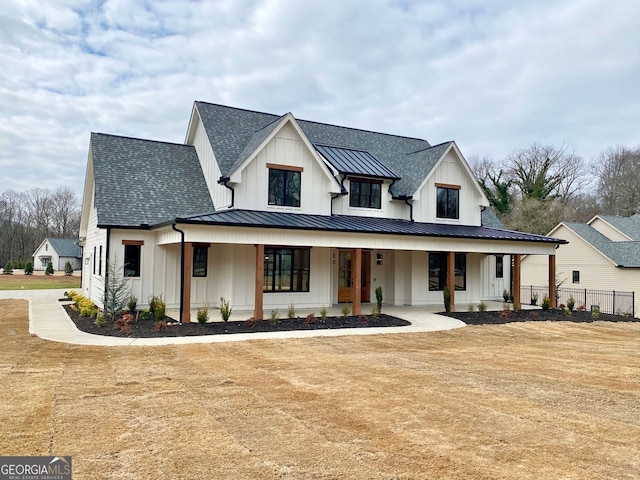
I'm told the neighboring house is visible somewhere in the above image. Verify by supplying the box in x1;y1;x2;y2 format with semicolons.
521;214;640;316
79;102;565;321
33;238;82;271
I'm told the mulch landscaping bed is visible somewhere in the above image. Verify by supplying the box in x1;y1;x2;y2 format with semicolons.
442;308;639;325
62;303;411;338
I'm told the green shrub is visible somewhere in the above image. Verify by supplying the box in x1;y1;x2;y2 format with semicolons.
220;297;232;322
148;294;164;316
154;301;166;321
591;307;600;319
468;303;475;312
563;307;571;316
94;314;107;327
375;286;383;314
530;293;538;306
478;302;487;312
128;295;137;313
45;262;54;275
541;295;551;310
24;262;33;275
64;261;73;276
443;286;451;312
3;262;13;274
341;304;351;317
196;304;209;325
566;295;575;311
269;309;279;324
319;306;328;323
371;304;380;317
141;308;150;321
287;303;296;319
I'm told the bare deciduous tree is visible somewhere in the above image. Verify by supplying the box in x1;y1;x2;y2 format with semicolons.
593;145;640;216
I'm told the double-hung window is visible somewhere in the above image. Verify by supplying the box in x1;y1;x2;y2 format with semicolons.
350;179;382;209
428;252;466;291
436;184;460;219
268;166;301;207
264;248;310;292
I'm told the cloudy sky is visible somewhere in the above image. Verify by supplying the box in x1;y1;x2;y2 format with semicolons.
1;0;638;198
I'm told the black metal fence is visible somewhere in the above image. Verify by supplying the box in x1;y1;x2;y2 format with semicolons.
520;285;635;317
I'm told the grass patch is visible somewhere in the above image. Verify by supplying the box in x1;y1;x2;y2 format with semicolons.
0;273;80;290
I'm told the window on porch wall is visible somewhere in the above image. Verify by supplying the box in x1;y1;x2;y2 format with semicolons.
263;248;310;292
429;252;466;291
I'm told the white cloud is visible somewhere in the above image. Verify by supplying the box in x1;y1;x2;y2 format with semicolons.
0;0;638;198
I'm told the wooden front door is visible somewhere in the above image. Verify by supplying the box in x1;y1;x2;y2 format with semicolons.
338;250;370;303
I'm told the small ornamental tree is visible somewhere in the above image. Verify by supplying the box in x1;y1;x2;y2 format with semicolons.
24;262;33;275
375;286;383;315
103;257;131;320
3;262;13;274
443;286;451;312
64;261;73;276
45;262;54;275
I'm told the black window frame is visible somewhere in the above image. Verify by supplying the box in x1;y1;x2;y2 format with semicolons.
349;179;382;209
572;270;580;284
98;245;102;276
268;168;301;207
436;186;460;219
263;247;310;293
495;256;504;279
193;246;208;278
123;244;141;278
429;252;466;291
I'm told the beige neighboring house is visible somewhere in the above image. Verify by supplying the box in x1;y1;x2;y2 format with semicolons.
32;238;83;271
521;214;640;316
79;101;566;322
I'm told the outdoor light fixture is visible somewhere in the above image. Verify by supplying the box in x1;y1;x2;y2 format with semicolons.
376;253;383;265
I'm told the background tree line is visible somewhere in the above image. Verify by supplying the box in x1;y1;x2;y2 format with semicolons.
0;187;81;266
472;144;640;235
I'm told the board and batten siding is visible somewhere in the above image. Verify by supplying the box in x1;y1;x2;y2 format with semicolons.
412;149;484;225
232;123;334;215
80;199;107;307
189;112;231;210
331;178;408;219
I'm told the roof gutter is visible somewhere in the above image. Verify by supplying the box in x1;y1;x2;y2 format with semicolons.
172;223;185;325
330;174;349;215
217;176;235;209
394;195;414;222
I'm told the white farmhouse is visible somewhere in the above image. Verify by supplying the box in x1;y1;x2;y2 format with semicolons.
79;102;565;321
32;238;82;271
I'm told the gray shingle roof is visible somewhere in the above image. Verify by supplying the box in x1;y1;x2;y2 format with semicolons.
597;214;640;240
174;209;566;244
195;102;440;197
481;208;506;229
91;133;214;227
47;238;82;258
564;221;640;267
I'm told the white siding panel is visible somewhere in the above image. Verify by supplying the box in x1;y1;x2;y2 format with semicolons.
589;218;632;241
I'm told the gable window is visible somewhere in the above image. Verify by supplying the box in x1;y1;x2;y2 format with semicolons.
572;270;580;284
436;184;460;219
122;240;143;278
268;165;301;207
496;255;504;278
350;179;382;209
429;252;466;291
193;245;208;277
264;247;310;292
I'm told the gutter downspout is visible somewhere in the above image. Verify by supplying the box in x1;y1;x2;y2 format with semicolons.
394;195;414;222
172;223;185;325
330;174;349;215
104;228;111;301
217;176;235;209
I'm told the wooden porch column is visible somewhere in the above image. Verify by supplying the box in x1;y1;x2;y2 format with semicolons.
513;254;521;310
548;254;556;308
447;251;455;312
182;242;193;323
254;244;264;320
352;248;362;315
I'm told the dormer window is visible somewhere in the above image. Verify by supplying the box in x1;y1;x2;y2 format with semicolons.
350;179;382;209
267;164;302;207
436;184;460;219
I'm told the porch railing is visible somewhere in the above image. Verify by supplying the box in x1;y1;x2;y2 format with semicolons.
520;285;635;317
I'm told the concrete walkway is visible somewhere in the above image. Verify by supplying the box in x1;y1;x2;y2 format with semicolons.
0;289;470;346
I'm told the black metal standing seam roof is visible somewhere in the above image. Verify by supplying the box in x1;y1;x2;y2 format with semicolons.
91;133;215;227
314;144;400;179
171;209;567;244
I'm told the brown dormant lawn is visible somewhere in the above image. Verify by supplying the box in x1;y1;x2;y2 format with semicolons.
1;299;638;479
